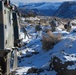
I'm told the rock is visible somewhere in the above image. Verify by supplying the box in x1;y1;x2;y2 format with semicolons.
49;56;76;75
27;67;38;74
32;52;39;55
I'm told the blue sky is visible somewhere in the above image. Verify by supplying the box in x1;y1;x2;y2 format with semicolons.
11;0;76;3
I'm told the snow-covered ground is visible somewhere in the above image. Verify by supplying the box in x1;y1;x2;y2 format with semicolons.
15;24;76;75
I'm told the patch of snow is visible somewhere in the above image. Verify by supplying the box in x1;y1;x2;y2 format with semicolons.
64;54;76;61
16;67;31;75
67;64;76;70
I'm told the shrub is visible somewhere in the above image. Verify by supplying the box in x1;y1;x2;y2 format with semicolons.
41;31;62;50
42;36;55;50
55;33;62;42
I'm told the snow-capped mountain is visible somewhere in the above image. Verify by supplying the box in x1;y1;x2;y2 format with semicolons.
55;1;76;19
18;2;62;16
14;1;76;18
19;2;61;10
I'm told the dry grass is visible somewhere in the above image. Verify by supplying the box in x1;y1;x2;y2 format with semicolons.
42;36;54;50
42;31;62;50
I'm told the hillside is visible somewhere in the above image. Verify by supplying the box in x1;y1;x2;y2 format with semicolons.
14;18;76;75
55;1;76;19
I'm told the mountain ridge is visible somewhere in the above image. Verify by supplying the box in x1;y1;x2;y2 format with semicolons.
54;1;76;19
18;1;76;19
18;2;62;16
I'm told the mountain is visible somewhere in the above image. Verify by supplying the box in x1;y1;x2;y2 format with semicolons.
12;2;26;7
54;1;76;19
18;2;62;16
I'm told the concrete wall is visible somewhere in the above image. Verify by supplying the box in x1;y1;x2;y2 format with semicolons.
0;1;14;49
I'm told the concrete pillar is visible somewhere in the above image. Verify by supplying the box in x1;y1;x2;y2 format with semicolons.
13;49;17;70
7;52;11;75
